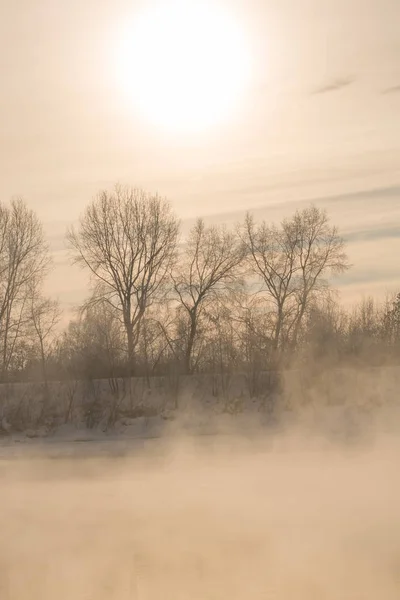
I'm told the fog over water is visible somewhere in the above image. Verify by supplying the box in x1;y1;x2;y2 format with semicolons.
1;422;399;599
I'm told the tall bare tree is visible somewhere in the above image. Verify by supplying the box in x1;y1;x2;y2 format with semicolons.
287;206;349;348
0;198;50;378
172;219;244;373
67;185;179;377
241;205;349;352
240;214;298;350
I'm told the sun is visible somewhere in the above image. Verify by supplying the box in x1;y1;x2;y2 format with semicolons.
114;1;252;134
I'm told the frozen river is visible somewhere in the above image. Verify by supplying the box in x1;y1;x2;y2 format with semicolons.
1;425;400;599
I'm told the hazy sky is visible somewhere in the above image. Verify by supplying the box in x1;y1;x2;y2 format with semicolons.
1;0;399;312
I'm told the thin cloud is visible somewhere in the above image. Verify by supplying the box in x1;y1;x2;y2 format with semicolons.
382;84;400;94
343;224;400;244
311;76;355;95
191;184;400;230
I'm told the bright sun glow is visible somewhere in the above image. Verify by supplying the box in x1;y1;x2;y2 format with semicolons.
115;1;252;134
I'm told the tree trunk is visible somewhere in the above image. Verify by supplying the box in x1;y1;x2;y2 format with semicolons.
291;301;307;350
40;339;50;421
125;323;135;405
273;305;284;351
184;311;197;374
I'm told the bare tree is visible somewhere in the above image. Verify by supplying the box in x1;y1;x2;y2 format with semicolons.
67;185;179;378
301;293;348;365
0;198;50;378
139;311;173;379
29;291;62;408
240;205;349;352
286;205;350;348
382;293;400;349
59;292;131;382
172;219;244;373
345;296;388;363
228;286;276;372
240;213;298;350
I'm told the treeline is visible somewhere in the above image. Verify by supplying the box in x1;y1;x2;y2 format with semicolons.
1;185;400;388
